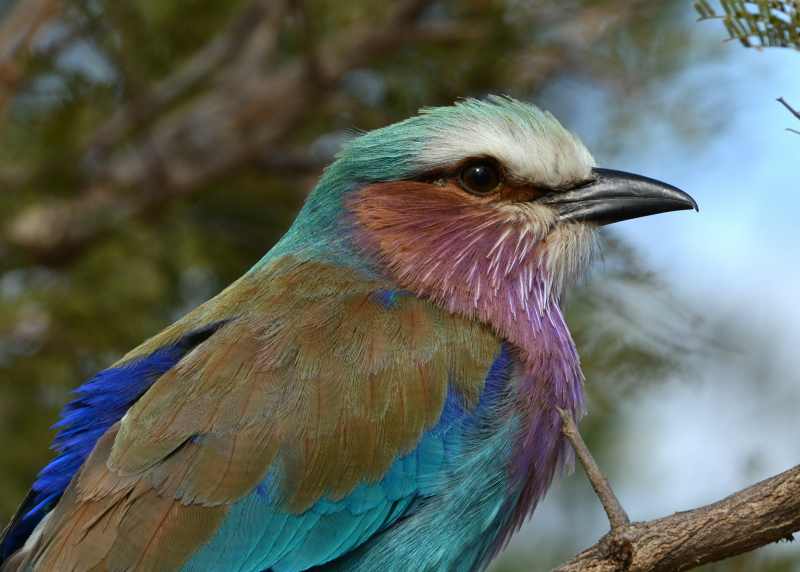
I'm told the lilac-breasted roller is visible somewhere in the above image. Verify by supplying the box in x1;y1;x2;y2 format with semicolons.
0;97;696;571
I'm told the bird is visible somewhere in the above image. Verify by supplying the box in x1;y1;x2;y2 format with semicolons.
0;96;696;572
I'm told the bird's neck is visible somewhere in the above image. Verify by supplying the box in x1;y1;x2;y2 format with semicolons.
344;178;588;429
438;260;585;536
435;271;586;561
427;272;585;561
256;206;587;554
349;203;587;541
501;293;584;542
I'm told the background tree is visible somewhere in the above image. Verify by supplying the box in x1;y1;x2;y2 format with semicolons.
695;0;800;133
695;0;800;49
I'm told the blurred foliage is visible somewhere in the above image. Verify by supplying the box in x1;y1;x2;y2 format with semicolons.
0;1;795;570
695;0;800;49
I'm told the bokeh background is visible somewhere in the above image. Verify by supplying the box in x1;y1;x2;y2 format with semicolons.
0;1;798;570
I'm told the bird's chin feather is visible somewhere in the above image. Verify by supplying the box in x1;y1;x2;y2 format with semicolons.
493;203;599;299
540;222;599;299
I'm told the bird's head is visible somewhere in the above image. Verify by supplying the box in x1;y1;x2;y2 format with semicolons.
290;96;696;326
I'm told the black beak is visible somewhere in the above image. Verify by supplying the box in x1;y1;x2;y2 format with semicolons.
540;168;698;226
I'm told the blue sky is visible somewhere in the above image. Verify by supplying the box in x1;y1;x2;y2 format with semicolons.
614;48;800;305
613;43;800;556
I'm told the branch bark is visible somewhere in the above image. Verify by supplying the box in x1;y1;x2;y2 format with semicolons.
553;464;800;572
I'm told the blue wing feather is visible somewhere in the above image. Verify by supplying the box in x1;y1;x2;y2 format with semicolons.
0;321;227;563
2;325;513;572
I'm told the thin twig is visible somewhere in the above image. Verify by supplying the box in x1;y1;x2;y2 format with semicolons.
777;96;800;120
557;407;630;532
777;97;800;135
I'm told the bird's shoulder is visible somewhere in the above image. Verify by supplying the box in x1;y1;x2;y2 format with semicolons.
113;255;502;507
12;255;502;570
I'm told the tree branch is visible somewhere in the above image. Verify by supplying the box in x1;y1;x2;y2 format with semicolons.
554;463;800;571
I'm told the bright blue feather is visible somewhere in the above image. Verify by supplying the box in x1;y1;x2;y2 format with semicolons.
0;322;226;563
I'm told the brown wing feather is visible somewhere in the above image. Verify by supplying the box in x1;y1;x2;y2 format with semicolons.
18;258;498;570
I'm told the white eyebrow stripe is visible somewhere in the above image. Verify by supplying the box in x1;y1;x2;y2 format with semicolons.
415;98;595;188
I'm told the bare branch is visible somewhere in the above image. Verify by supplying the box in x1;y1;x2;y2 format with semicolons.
553;464;800;572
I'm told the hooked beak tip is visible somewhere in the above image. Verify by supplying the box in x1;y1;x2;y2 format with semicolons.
540;167;698;226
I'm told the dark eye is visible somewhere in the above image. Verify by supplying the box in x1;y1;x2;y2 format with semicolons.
459;161;501;195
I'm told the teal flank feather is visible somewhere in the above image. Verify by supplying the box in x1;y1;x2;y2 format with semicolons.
183;345;514;572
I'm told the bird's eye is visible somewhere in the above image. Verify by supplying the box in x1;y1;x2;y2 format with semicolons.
459;161;502;195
